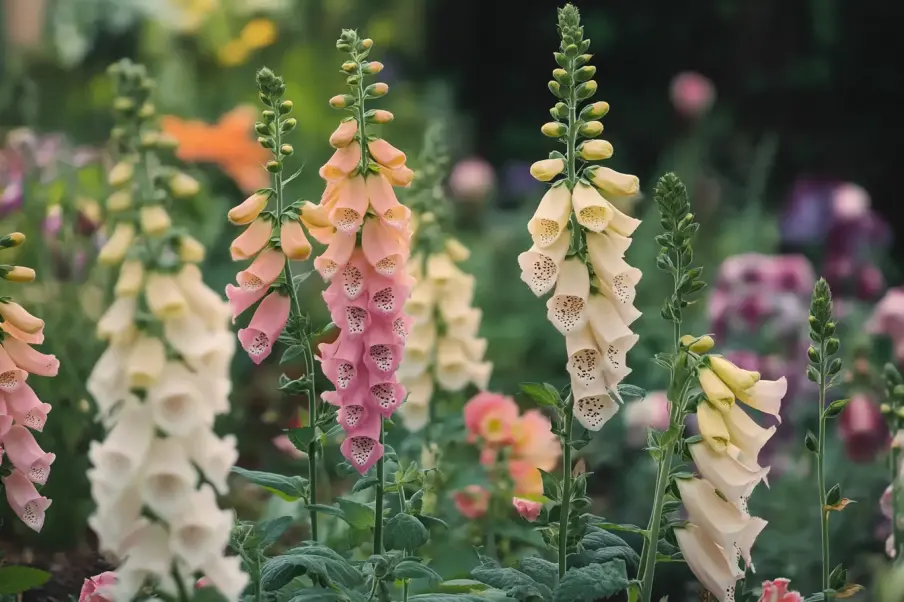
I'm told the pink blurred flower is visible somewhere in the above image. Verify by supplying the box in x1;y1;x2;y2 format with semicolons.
832;183;871;221
623;391;670;447
463;391;519;446
272;435;306;459
758;578;803;602
449;157;495;203
78;571;116;602
669;72;715;119
453;485;490;519
881;485;893;519
512;497;542;522
838;393;888;463
857;265;885;300
511;410;560;472
867;287;904;362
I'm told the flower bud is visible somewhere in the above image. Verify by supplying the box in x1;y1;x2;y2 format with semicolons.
548;81;563;98
363;61;384;74
2;266;35;283
157;134;179;150
262;109;276;123
881;403;892;415
266;160;282;173
578;139;613;161
258;136;275;149
279;100;293;115
280;118;297;133
575;80;598;100
138;103;156;119
360;38;373;49
179;235;206;263
529;158;565;182
564;44;579;57
552;68;571;85
98;222;135;265
108;161;134;188
580;101;610;120
113;97;134;113
341;61;358;72
541;122;567;137
170;173;200;198
444;238;471;263
370;110;394;124
0;232;25;248
228;190;272;225
106;190;132;212
139;131;160;149
330;94;355;108
579;121;603;137
552;102;569;120
575;65;597;82
680;334;714;353
825;338;840;355
280;144;294;156
346;74;361;85
140;205;172;235
255;122;271;135
366;82;389;97
807;346;820;362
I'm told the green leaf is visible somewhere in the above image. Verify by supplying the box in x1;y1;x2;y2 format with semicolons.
824;398;850;418
805;430;819;454
538;469;561;502
439;580;489;592
287;589;349;602
283;165;306;186
306;504;345;519
472;563;552;601
520;382;561;408
384;512;430;551
570;528;639;574
289;427;317;451
281;344;306;365
231;466;308;501
393;561;443;582
0;566;52;595
337;497;375;530
826;484;842;507
293;270;314;290
595;522;648;537
518;557;559;591
257;516;294;549
409;595;491;602
615;384;646;401
417;515;450;530
260;544;363;591
352;476;381;493
553;561;629;602
193;587;230;602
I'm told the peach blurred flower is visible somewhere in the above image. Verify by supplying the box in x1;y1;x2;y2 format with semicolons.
463;392;519;446
449;156;495;203
453;485;490;519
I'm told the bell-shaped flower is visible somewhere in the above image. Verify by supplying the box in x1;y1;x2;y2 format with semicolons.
145;273;189;320
340;429;384;475
736;377;787;422
201;554;249;601
236;247;285;293
97;296;137;342
406;279;436;323
227;191;271;226
88;398;154;486
546;258;590;334
237;291;291;364
572;377;618;431
224;283;267;323
87;343;131;417
710;356;761;394
572;182;615;232
698;400;730;453
230;218;272;261
368;138;407;169
331;251;371;301
445;308;482;343
397;320;435;379
2;425;55;485
180;428;238;495
363;333;403;377
330;119;358;148
114;524;173;601
527;184;572;248
4;385;51;432
529;158;565;182
280;219;312;261
586;296;635;351
2;337;59;377
140;437;197;520
77;571;117;602
586;232;642;305
513;497;543;522
362;217;409;277
674;524;744;602
127;335;166;389
300;200;336;246
2;468;52;532
98;222;135;264
140;204;172;235
758;578;804;602
86;481;146;554
329;174;368;234
598;331;639;387
585;165;640;198
426;252;461;287
438;275;476;321
724;403;776;463
366;173;411;231
0;301;44;335
163;314;221;365
690;441;770;510
1;320;44;345
320;141;361;181
369;374;407;416
169;484;233;571
699;367;736;412
314;230;356;280
176;265;231;329
369;274;413;319
435;338;473;392
518;231;569;296
565;326;604;389
327;294;370;336
338;397;371;431
0;346;27;393
319;335;364;392
148;362;212;436
676;477;767;569
398;372;433;431
115;260;145;297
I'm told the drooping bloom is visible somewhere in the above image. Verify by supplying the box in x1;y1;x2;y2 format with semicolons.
758;578;804;602
87;62;245;601
0;232;57;532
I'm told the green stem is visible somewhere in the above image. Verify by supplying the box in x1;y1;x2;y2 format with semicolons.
893;440;904;561
817;339;830;593
558;407;574;578
354;52;370;173
305;342;319;542
171;565;191;602
398;487;410;602
374;417;385;554
638;439;676;602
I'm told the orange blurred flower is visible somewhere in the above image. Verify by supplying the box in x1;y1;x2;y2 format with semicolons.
161;106;270;194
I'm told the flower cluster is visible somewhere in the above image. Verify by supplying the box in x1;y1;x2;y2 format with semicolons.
517;9;642;432
305;31;415;474
86;60;245;600
0;232;58;532
396;125;491;431
676;351;787;602
460;392;560;520
757;578;804;602
868;287;904;363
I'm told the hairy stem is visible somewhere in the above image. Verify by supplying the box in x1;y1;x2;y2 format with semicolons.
559;407;574;578
374;417;385;554
817;338;830;592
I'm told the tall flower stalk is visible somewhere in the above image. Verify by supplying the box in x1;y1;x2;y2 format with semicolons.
0;231;58;533
882;363;904;561
518;4;642;579
304;29;415;555
224;68;327;542
87;59;246;601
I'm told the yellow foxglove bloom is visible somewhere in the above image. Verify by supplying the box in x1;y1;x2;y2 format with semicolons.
735;377;787;422
406;280;436;324
99;223;136;265
546;258;590;334
97;297;137;342
444;237;471;262
435;338;471;392
126;336;167;389
674;524;744;602
698;367;736;412
709;356;760;394
586;231;642;311
689;441;770;509
572;378;618;431
108;160;134;188
0;300;44;333
179;235;206;263
397;320;436;379
723;403;776;463
115;261;145;297
565;326;603;389
517;232;570;296
586;165;639;197
140;205;172;235
571;182;614;233
697;400;730;453
529;158;565;182
170;172;200;199
2;266;36;282
398;372;434;432
586;294;634;345
527;184;572;248
426;252;459;287
445;307;482;341
577;139;614;161
597;331;639;387
107;190;132;212
145;273;189;320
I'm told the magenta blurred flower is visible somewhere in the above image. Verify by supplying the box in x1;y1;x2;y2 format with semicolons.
867;287;904;362
838;393;888;463
722;350;761;373
449;156;495;203
669;71;715;119
780;178;838;245
623;391;670;447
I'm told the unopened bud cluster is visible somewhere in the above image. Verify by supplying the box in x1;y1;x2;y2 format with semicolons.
806;278;842;383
